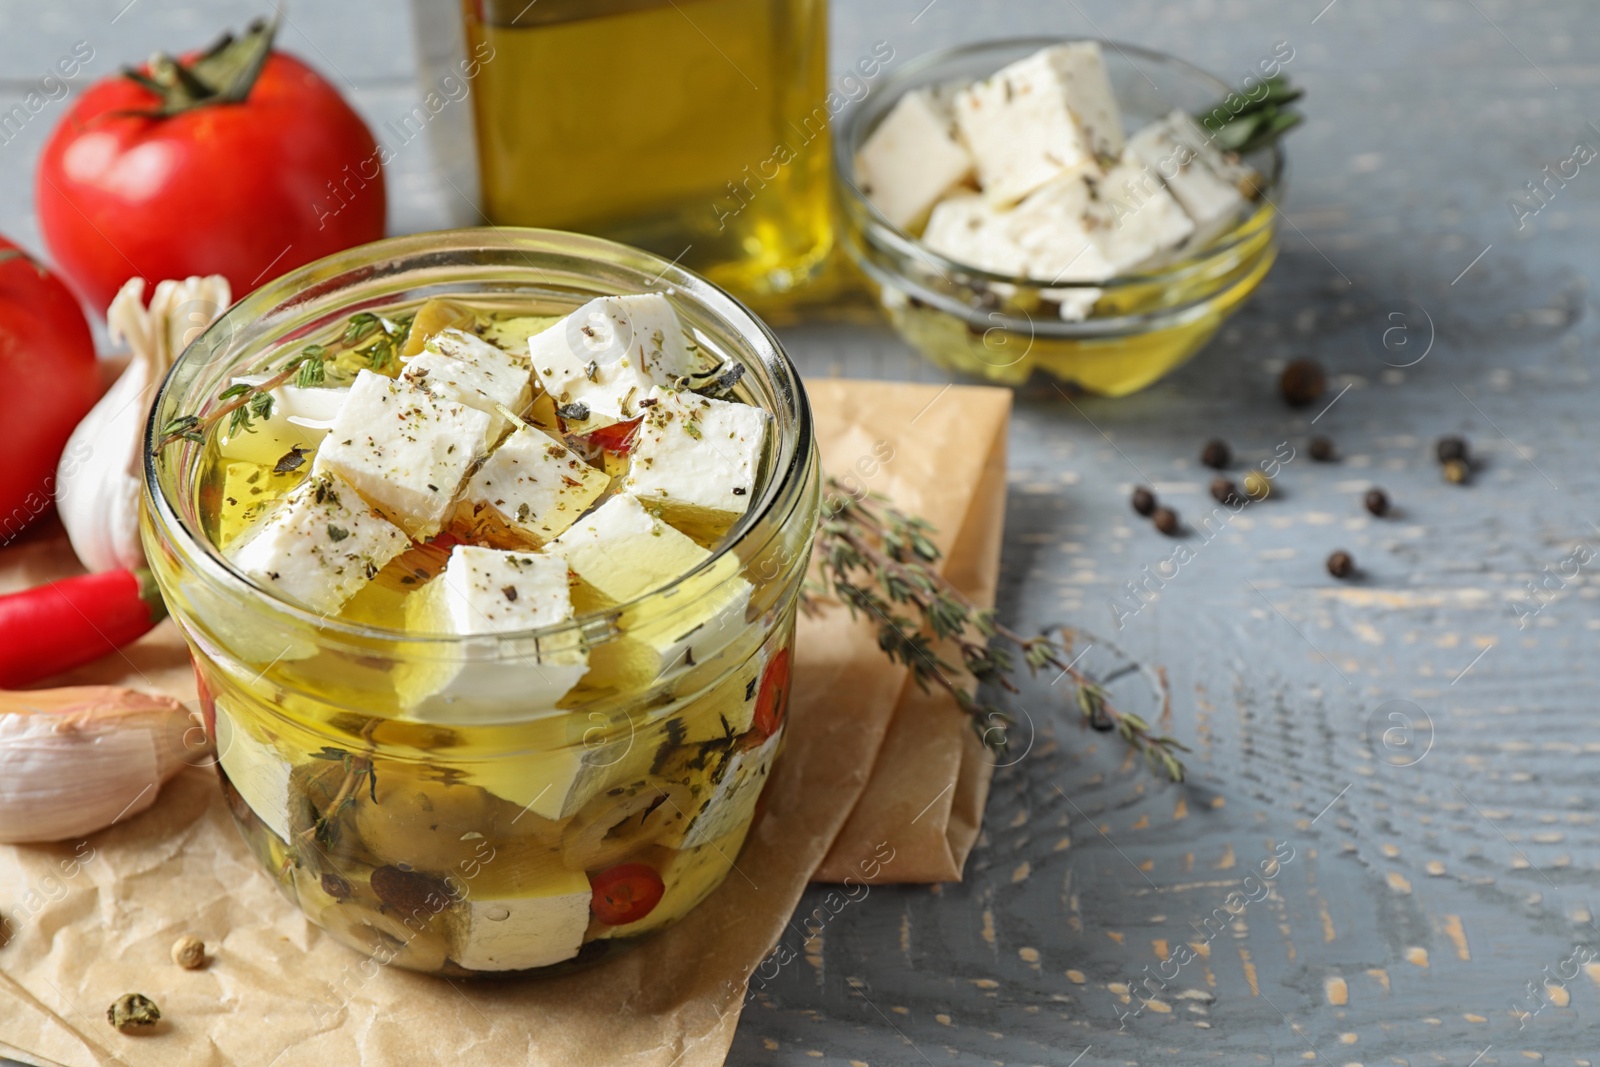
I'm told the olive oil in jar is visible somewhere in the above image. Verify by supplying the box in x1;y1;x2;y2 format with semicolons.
464;0;833;304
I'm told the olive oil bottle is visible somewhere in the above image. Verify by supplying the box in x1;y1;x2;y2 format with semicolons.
464;0;833;306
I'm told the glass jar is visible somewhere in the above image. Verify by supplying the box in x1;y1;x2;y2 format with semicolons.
835;39;1284;397
141;229;819;976
461;0;833;308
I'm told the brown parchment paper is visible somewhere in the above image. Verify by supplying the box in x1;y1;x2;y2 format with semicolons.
813;393;1009;884
0;378;1010;1067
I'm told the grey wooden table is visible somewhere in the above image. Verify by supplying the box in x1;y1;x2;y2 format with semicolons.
5;1;1599;1064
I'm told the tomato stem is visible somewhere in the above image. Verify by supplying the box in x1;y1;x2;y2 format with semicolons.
117;17;279;118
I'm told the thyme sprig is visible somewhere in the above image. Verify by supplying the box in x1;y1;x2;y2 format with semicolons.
802;477;1187;781
152;311;413;454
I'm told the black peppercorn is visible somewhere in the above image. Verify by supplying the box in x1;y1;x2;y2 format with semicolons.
1364;488;1390;517
1211;477;1243;506
1200;438;1231;469
1131;486;1157;516
1326;550;1354;579
1308;435;1336;462
1436;436;1469;464
1280;358;1326;408
1153;507;1181;536
1443;458;1470;484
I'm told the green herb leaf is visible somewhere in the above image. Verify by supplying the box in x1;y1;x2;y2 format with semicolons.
802;475;1185;780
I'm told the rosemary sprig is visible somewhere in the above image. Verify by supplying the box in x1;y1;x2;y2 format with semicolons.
151;311;413;454
802;477;1188;781
1198;74;1304;157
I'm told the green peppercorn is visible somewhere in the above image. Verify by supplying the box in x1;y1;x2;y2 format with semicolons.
1153;507;1181;536
108;993;160;1034
1131;486;1157;516
1436;436;1469;464
1280;358;1326;408
1243;469;1271;500
1211;477;1243;506
1326;550;1355;579
1364;488;1390;516
1200;439;1231;469
1308;435;1336;462
1443;458;1470;484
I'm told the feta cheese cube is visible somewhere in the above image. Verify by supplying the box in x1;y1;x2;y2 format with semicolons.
1004;188;1114;321
1091;150;1196;271
1013;151;1195;277
456;425;610;547
922;194;1030;278
1163;106;1256;186
677;647;764;745
399;546;587;722
226;469;410;616
548;493;710;606
528;294;716;432
1127;111;1248;249
216;378;348;467
1010;194;1114;284
954;41;1124;205
1045;42;1125;159
214;699;292;843
449;859;591;971
549;494;753;681
471;708;671;822
313;369;492;538
622;387;768;537
402;327;533;447
855;87;975;229
683;731;780;848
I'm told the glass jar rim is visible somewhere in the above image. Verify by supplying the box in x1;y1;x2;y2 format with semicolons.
833;36;1288;294
142;227;815;647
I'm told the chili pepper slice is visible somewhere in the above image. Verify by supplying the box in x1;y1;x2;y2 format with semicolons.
589;862;665;926
752;646;792;739
583;417;642;455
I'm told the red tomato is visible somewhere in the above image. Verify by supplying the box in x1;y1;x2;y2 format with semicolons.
589;863;665;926
36;23;386;312
0;239;99;536
752;645;792;739
582;417;642;454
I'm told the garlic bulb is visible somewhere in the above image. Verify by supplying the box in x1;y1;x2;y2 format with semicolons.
56;275;231;573
0;686;207;844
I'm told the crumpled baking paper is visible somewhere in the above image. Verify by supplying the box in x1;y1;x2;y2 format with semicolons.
0;378;1010;1067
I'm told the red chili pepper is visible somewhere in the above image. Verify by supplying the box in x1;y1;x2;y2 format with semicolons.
0;568;167;687
582;417;642;455
752;645;792;739
590;863;665;925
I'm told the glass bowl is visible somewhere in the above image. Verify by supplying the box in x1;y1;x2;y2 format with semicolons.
835;38;1285;396
141;228;819;976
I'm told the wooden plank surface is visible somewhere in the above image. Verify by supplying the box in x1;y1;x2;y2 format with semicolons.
4;2;1599;1064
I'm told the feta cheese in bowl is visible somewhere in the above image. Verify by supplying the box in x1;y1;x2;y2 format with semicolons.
838;38;1288;396
142;229;818;976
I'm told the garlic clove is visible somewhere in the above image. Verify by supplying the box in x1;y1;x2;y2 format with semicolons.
56;275;231;573
0;687;209;844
